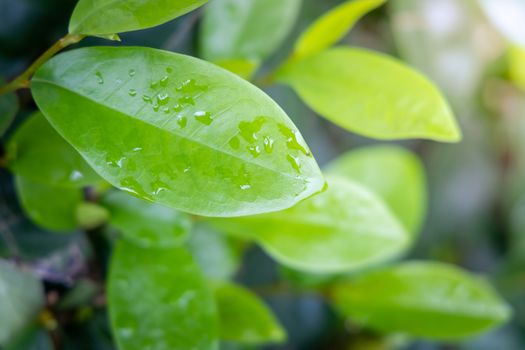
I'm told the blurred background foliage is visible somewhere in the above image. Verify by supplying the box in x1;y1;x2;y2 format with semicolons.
1;0;525;349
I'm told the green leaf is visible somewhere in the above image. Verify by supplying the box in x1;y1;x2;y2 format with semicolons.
214;59;259;80
102;190;192;248
76;202;110;230
69;0;207;36
277;47;461;142
108;241;218;350
0;79;18;137
31;46;324;217
0;262;44;346
332;262;512;339
326;146;426;236
200;0;301;64
7;112;100;187
15;176;82;232
210;175;409;273
214;282;286;344
509;45;525;92
292;0;385;60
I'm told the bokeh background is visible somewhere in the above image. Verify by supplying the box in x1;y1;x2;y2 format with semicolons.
1;0;525;349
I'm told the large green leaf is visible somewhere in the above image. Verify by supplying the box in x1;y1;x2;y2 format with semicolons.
15;176;82;232
102;190;192;248
325;146;426;236
214;282;285;344
69;0;207;36
0;262;44;346
211;175;409;273
277;47;461;142
108;241;218;350
31;46;324;217
292;0;385;60
200;0;301;69
7;112;100;187
0;79;18;137
332;262;511;339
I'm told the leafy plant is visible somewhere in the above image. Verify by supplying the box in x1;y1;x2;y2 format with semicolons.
0;0;512;349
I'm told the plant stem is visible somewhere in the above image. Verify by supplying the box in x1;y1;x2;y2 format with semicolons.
0;34;85;96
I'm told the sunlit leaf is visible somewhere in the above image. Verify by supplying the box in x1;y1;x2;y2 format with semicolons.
326;145;426;236
69;0;208;36
31;46;324;217
108;241;218;350
0;262;44;346
200;0;301;65
7;112;100;187
278;47;461;142
214;282;286;344
102;190;192;248
0;78;17;137
292;0;385;60
332;262;512;339
15;176;82;232
210;175;409;273
509;45;525;92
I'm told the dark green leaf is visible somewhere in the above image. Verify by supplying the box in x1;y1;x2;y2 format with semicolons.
69;0;208;36
32;46;324;217
108;241;218;350
7;112;100;187
102;190;191;248
278;47;461;142
332;262;511;339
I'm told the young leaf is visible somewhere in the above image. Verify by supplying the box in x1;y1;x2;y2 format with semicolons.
214;282;286;344
0;262;44;346
0;78;18;137
108;241;218;350
102;190;192;248
277;47;461;142
325;146;426;236
214;59;259;80
7;112;100;188
76;202;110;230
210;175;409;273
31;47;324;217
509;45;525;92
292;0;385;60
332;262;512;339
200;0;302;72
69;0;208;36
15;176;82;232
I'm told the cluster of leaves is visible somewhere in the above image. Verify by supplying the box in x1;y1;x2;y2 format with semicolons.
0;0;516;349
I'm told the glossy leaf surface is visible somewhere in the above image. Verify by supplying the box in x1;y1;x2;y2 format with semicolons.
278;47;461;142
0;262;44;346
0;79;17;137
200;0;301;63
31;47;324;217
69;0;207;36
332;262;511;339
211;175;408;273
102;190;192;248
108;241;218;350
214;283;286;344
7;112;100;187
15;176;82;232
292;0;385;60
326;146;426;235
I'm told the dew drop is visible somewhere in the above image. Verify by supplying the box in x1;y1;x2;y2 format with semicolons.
177;115;187;128
240;184;251;190
153;102;160;112
194;111;213;125
279;124;310;156
287;154;301;173
128;89;137;97
173;104;182;112
150;179;169;196
229;136;240;150
162;107;170;113
128;69;136;77
160;76;169;86
184;167;191;173
157;93;170;105
150;81;158;89
248;145;261;158
238;117;266;143
179;96;195;105
143;95;152;103
263;136;274;153
166;67;173;74
95;71;104;84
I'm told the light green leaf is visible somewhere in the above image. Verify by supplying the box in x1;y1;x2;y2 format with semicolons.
277;47;461;142
292;0;385;60
326;146;426;236
509;45;525;91
102;190;192;248
200;0;301;64
76;202;110;230
15;176;82;232
479;0;525;48
214;59;259;80
69;0;207;36
0;79;18;137
108;241;218;350
332;262;512;339
7;112;100;187
0;262;44;346
31;46;324;217
214;282;286;344
210;175;409;273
